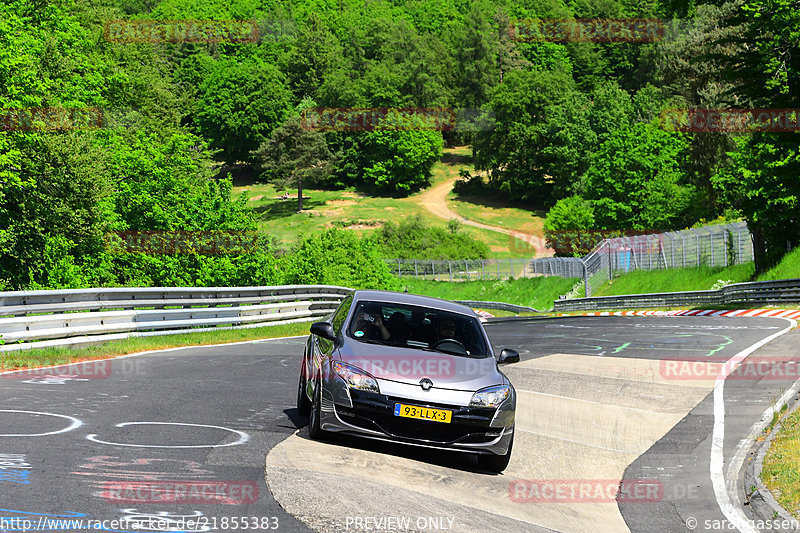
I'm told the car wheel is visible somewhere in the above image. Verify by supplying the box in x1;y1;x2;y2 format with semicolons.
297;374;311;416
308;379;325;440
477;431;513;473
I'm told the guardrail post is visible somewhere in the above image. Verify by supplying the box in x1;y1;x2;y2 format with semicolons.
431;260;435;280
414;259;418;277
448;261;452;282
464;259;469;281
397;259;401;277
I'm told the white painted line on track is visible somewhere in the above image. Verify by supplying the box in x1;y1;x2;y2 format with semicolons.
0;409;83;437
710;317;798;533
86;421;250;448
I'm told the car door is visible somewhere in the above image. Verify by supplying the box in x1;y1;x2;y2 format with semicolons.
309;293;352;390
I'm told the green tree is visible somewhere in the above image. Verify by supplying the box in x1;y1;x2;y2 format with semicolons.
584;122;695;231
193;57;292;165
356;111;444;194
473;69;593;205
712;134;800;273
251;115;334;212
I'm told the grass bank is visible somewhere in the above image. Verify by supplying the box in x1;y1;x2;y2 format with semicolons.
762;405;800;519
759;247;800;281
401;277;579;311
0;321;312;372
591;263;755;297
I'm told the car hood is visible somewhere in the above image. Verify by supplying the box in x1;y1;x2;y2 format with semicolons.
337;338;505;391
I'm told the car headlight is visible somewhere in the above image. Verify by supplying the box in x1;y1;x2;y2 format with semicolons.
332;361;380;393
469;385;510;408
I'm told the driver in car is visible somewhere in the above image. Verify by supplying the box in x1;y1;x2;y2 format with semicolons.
433;317;459;343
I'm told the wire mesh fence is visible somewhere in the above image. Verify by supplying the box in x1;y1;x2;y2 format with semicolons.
385;222;754;297
581;222;753;296
384;257;585;281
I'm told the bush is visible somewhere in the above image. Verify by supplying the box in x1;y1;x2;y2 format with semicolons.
281;229;399;289
543;196;597;256
369;216;490;259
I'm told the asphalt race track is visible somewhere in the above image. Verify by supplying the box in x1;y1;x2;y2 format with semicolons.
0;315;797;533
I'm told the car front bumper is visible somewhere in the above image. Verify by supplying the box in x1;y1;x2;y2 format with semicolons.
318;386;515;455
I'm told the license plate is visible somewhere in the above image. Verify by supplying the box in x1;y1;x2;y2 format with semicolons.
393;403;452;423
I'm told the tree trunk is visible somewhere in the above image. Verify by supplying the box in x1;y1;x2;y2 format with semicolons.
297;176;303;212
751;226;766;275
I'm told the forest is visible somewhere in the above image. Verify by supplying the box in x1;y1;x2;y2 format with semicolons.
0;0;798;290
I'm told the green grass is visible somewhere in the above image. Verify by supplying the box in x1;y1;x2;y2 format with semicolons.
762;405;800;519
759;247;800;281
591;263;755;297
233;147;540;258
400;276;580;311
447;190;546;237
0;321;312;372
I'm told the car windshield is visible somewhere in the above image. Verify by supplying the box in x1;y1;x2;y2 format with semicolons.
347;300;489;357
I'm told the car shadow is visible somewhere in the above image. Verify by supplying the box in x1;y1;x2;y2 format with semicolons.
286;413;498;475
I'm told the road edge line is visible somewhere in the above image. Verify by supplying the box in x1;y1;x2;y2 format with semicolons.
711;317;798;533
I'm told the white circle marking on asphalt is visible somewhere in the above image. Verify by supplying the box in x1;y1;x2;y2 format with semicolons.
0;410;83;437
85;422;250;448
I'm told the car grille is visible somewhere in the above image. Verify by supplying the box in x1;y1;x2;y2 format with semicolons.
339;391;501;445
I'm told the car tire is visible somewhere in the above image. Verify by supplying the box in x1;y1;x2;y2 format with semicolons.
297;374;311;416
477;431;513;473
308;379;325;440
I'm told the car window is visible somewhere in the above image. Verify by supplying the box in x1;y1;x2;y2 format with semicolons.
347;300;489;357
331;294;353;333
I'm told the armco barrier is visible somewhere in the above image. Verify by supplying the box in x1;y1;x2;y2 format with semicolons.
553;278;800;312
454;300;544;314
0;285;352;352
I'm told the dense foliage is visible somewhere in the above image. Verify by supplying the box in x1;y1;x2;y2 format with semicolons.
369;216;491;260
1;0;798;290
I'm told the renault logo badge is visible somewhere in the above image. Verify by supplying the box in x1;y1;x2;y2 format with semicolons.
419;378;433;391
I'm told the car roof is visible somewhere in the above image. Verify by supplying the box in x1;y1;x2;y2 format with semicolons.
350;290;476;315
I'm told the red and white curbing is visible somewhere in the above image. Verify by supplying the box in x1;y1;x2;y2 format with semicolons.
565;309;800;320
475;309;495;322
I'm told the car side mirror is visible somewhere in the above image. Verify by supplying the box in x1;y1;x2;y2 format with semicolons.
310;322;337;342
498;348;520;364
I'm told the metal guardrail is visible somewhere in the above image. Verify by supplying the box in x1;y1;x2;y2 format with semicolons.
553;278;800;312
0;285;352;352
454;300;544;314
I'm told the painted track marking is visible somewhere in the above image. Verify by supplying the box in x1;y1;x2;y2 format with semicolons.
86;422;249;449
0;410;82;437
710;317;798;533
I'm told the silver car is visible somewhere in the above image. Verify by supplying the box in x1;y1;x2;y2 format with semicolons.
297;290;519;473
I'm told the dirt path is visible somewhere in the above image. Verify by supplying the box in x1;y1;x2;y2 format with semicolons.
418;177;554;257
